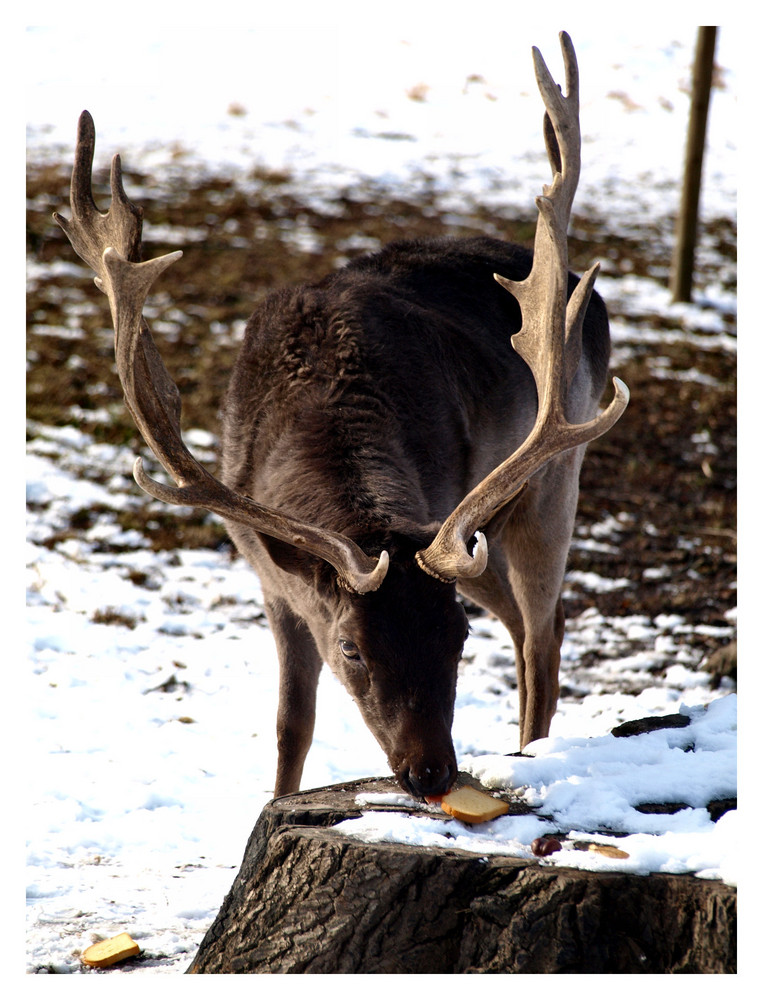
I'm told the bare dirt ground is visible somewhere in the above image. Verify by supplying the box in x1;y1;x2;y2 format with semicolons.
26;156;737;672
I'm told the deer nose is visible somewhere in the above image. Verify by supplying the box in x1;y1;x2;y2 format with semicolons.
403;762;455;800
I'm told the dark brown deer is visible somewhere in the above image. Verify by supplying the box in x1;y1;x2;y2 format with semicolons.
54;32;628;800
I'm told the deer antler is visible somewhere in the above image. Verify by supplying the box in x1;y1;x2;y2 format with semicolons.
54;111;389;595
416;32;629;584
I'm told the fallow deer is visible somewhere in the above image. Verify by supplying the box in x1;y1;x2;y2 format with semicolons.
54;32;628;799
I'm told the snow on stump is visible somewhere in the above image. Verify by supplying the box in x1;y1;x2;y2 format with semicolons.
187;776;736;974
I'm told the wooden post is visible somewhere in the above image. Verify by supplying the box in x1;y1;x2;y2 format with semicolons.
669;27;718;303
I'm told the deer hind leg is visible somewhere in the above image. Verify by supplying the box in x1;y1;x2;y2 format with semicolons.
264;595;323;796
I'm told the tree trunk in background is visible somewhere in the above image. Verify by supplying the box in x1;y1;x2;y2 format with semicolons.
187;776;736;974
669;26;718;303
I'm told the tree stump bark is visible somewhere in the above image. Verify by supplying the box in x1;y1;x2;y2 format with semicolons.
187;776;736;974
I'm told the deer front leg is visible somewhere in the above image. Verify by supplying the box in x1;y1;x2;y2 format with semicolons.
500;456;581;749
265;596;323;796
513;596;565;747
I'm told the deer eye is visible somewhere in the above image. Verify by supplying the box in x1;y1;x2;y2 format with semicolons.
339;639;361;661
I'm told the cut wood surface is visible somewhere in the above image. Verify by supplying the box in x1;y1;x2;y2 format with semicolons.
188;777;736;974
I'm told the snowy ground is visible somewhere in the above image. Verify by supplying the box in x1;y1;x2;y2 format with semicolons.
24;10;739;979
24;443;737;974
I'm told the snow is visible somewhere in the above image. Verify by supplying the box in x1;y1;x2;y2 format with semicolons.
22;5;742;979
25;11;738;228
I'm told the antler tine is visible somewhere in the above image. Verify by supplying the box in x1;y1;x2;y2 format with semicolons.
416;33;629;585
107;153;144;263
54;112;389;595
69;110;98;217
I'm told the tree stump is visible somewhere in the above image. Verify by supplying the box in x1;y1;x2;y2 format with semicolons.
187;776;736;974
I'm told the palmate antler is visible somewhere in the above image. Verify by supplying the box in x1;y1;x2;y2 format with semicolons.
416;32;629;583
54;111;389;595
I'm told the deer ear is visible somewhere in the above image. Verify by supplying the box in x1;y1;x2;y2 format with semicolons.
259;533;362;594
257;533;321;582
